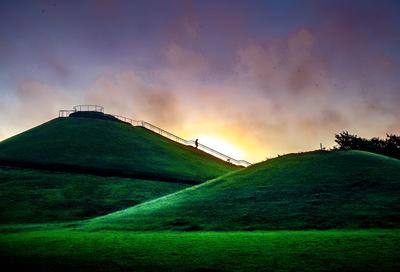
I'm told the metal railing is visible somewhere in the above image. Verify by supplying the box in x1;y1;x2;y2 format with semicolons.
137;121;251;167
73;105;104;112
58;105;252;167
59;105;104;117
111;114;141;126
195;142;251;167
58;110;75;118
139;121;190;146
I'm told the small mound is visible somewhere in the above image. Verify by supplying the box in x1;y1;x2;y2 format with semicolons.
84;151;400;231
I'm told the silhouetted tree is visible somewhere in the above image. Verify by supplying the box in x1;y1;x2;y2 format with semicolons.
334;131;400;159
385;134;400;158
334;131;358;150
369;137;385;153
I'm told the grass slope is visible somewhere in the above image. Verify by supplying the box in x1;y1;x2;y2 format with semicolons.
0;117;238;183
85;151;400;231
1;229;399;272
0;166;189;224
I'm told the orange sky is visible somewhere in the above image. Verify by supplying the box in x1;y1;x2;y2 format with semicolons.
1;1;400;163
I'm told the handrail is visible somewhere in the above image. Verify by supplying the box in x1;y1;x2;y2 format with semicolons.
59;110;75;118
140;121;190;146
112;114;141;126
58;105;252;167
131;120;251;167
73;105;104;112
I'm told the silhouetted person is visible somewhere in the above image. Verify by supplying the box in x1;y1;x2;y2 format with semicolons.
195;139;199;148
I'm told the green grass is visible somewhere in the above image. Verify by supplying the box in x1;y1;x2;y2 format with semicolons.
1;120;399;271
1;229;399;272
84;151;400;231
0;117;239;183
0;166;189;224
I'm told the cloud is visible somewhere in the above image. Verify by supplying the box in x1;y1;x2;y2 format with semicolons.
181;16;200;40
164;42;209;77
14;80;69;123
138;89;182;126
0;79;72;139
81;19;397;161
85;70;184;128
0;38;16;60
238;28;329;97
2;0;400;161
236;40;284;93
287;29;327;95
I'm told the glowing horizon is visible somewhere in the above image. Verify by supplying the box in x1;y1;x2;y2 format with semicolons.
1;1;399;162
193;135;244;160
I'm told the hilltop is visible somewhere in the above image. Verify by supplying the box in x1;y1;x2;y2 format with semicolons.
0;117;239;184
84;150;400;231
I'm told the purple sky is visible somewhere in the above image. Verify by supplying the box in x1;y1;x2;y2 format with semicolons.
1;0;400;162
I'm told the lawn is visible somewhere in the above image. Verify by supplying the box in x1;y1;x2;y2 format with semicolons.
1;119;399;272
0;166;189;224
0;229;399;272
84;151;400;231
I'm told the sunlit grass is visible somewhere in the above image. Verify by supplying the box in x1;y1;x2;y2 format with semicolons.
84;150;400;231
1;229;399;272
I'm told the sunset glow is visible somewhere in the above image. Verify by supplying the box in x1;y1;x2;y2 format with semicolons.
1;0;400;163
196;135;244;160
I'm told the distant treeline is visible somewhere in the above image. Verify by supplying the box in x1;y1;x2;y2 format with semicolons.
335;131;400;159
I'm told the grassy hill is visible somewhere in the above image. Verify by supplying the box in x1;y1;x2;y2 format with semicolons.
0;166;189;224
84;151;400;231
0;117;239;183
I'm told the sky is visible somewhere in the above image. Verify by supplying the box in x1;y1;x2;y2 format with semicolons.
1;0;400;162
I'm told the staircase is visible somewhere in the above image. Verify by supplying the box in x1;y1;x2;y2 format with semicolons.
59;105;252;167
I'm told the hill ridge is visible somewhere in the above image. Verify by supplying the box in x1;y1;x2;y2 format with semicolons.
82;150;400;231
0;117;239;184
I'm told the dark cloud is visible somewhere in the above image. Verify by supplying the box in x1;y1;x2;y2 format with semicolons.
237;28;328;100
313;0;400;83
